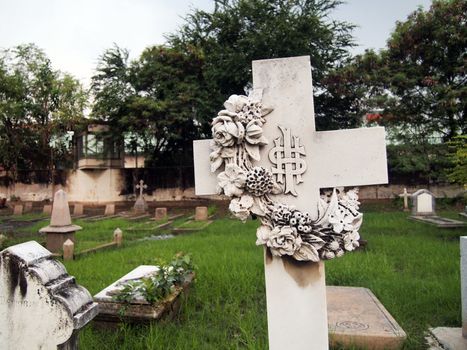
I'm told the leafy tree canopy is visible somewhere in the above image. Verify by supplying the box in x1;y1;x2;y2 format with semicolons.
168;0;359;130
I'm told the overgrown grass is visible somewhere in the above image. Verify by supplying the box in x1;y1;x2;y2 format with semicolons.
56;209;467;349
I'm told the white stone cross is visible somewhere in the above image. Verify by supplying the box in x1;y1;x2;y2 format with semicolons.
136;179;147;197
193;56;388;350
399;188;411;211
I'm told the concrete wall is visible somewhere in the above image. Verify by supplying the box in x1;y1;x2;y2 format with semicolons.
0;173;464;203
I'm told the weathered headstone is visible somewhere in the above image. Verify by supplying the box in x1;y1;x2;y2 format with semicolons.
73;203;84;216
155;207;168;220
113;228;123;246
0;241;98;349
24;202;33;212
193;56;388;349
13;204;23;216
134;180;148;213
195;206;208;221
43;204;52;215
399;188;411;212
40;190;82;254
430;236;467;348
411;189;436;216
104;203;115;216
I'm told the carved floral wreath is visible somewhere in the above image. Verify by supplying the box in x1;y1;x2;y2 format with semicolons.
210;92;363;262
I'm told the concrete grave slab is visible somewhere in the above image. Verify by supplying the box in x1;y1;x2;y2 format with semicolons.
327;286;406;350
93;265;194;327
409;215;466;228
430;327;467;350
0;241;98;349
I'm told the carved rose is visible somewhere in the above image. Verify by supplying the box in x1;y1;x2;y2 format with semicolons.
212;116;245;147
266;226;302;257
209;141;235;172
243;121;268;160
217;164;246;197
219;94;272;125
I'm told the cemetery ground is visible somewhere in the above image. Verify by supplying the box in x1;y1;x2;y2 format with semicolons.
0;202;466;349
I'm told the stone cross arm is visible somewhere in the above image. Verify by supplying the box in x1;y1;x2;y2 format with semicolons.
194;126;388;196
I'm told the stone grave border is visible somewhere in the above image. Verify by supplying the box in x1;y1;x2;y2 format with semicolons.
172;220;213;235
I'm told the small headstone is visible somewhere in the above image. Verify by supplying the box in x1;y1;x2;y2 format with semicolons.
13;204;23;216
113;228;123;246
327;286;406;349
411;189;436;216
24;202;33;212
73;203;84;216
105;203;115;216
63;239;74;261
39;190;82;253
43;204;52;215
155;207;168;220
195;206;208;221
0;241;98;349
134;180;148;214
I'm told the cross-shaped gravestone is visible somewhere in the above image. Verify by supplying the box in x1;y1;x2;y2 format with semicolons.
193;56;388;349
399;188;411;211
136;179;147;197
134;180;148;213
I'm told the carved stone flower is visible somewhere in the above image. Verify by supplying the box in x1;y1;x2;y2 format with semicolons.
243;121;268;160
343;230;360;251
211;116;245;147
229;195;253;222
217;164;247;197
328;206;355;233
210;141;235;172
219;94;272;125
245;167;281;196
266;226;302;257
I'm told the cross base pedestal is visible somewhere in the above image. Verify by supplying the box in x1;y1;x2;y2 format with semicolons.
264;248;328;350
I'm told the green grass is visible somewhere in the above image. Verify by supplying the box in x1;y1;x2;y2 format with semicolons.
175;219;212;230
52;208;467;349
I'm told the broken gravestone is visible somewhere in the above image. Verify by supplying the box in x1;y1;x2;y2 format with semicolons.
0;241;98;349
40;190;82;254
195;206;208;221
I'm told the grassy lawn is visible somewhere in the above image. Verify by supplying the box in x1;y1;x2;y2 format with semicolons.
50;206;466;349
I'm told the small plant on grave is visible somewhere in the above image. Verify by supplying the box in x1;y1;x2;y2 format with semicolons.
113;253;194;308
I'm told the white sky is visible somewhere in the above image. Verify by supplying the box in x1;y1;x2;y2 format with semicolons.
0;0;432;86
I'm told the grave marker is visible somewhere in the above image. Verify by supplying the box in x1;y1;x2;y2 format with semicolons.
155;207;168;220
113;228;123;246
195;206;208;221
13;204;23;216
193;56;388;349
24;202;33;212
73;203;84;216
134;180;148;213
0;241;98;349
398;188;411;212
411;189;436;216
43;204;52;215
105;203;115;216
40;190;82;253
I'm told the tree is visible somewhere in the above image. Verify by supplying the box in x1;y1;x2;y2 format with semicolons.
0;44;87;178
353;0;466;143
91;45;211;166
446;135;467;186
168;0;358;131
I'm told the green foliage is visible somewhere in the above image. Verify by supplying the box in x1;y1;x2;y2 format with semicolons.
113;253;194;305
387;143;452;184
91;45;211;166
446;135;467;186
348;0;466;143
168;0;359;131
0;44;87;174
